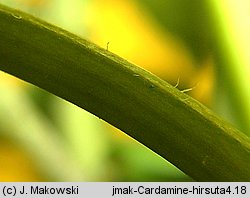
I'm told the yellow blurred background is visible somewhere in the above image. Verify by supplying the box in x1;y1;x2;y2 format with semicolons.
0;0;249;181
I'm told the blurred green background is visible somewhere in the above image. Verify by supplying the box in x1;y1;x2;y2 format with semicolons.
0;0;250;181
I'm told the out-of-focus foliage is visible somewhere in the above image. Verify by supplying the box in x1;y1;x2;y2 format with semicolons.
0;0;249;181
0;138;43;181
135;0;214;62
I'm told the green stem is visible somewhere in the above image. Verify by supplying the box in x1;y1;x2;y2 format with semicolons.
0;4;250;181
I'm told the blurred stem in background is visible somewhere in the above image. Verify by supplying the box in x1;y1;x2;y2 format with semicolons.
209;0;250;135
0;83;84;181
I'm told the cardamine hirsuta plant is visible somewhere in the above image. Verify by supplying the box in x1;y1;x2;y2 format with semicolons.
0;4;249;181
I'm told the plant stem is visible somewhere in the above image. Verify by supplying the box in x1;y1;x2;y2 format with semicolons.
0;4;250;181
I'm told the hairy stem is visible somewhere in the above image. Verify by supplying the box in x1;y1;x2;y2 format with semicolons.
0;4;250;181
